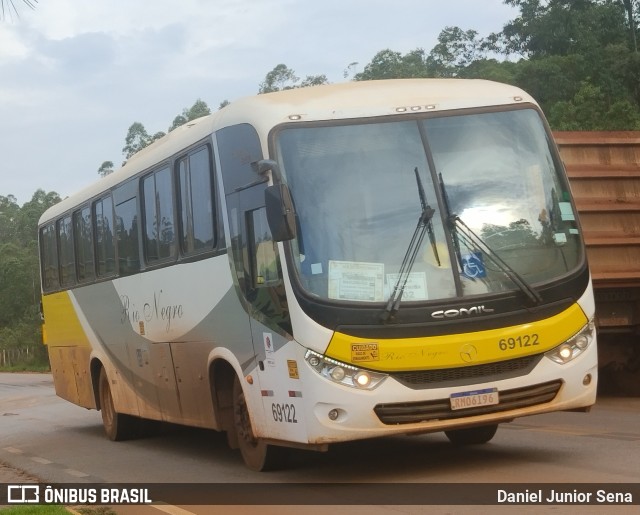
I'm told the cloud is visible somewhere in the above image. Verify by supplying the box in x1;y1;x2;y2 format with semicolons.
0;0;518;205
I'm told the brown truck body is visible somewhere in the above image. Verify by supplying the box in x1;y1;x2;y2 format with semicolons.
555;132;640;382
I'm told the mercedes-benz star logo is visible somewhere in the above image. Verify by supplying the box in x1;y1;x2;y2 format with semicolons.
460;344;478;363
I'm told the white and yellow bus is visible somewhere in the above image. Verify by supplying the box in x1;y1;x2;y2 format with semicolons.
38;79;597;471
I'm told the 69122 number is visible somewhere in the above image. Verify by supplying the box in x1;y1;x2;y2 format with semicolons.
498;333;539;351
271;403;298;424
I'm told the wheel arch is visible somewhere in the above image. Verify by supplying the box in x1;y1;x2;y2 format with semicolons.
208;351;243;439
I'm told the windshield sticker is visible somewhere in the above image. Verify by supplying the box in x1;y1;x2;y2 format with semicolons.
559;202;575;221
310;262;323;275
554;232;568;245
461;252;486;278
385;272;428;301
328;260;384;302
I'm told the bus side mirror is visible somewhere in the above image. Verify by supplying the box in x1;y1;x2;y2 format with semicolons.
265;184;297;242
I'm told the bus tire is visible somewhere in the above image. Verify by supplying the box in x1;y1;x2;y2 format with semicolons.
232;375;287;471
444;424;498;446
98;367;138;441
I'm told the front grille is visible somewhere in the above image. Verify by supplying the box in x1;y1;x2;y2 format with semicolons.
391;354;542;389
374;380;562;425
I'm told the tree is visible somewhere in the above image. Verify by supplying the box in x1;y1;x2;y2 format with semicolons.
122;122;150;160
300;74;329;88
548;81;640;129
258;64;329;93
16;189;61;244
0;189;60;359
259;64;299;93
98;160;114;177
0;195;20;244
498;0;629;57
489;0;640;129
168;99;212;132
121;122;164;161
354;49;430;80
620;0;638;52
427;27;485;77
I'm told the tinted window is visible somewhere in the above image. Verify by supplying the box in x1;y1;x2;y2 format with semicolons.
248;207;280;288
115;197;139;276
217;124;263;194
94;196;116;277
58;216;75;287
73;207;95;282
143;167;175;262
40;224;59;291
178;147;215;254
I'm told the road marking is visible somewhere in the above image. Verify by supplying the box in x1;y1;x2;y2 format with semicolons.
3;447;23;454
152;504;197;515
64;468;90;478
30;456;52;464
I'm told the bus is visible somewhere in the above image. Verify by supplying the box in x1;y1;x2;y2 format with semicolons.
38;79;598;471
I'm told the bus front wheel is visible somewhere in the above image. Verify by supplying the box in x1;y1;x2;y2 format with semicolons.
444;424;498;445
232;375;287;471
98;367;138;441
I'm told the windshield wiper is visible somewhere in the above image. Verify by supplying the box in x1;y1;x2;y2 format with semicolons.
382;168;438;322
438;173;543;306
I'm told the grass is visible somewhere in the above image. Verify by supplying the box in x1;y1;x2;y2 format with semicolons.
0;363;51;373
0;507;71;514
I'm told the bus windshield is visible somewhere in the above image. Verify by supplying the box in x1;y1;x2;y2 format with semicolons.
275;108;582;305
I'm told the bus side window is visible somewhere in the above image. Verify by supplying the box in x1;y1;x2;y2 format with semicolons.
73;206;95;283
115;197;140;276
247;207;281;288
94;196;116;277
143;167;176;263
57;215;75;287
247;206;290;331
177;146;215;255
40;223;59;291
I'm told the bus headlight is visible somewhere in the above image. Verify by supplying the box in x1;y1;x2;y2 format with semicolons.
545;319;595;365
304;350;387;390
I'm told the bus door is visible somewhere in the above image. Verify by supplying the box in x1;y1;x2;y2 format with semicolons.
217;123;298;438
234;181;298;436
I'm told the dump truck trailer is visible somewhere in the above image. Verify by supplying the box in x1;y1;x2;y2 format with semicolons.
556;131;640;390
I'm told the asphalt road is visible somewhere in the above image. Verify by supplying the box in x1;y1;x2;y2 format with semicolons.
1;372;639;514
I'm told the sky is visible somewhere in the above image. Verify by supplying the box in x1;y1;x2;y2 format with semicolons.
0;0;518;206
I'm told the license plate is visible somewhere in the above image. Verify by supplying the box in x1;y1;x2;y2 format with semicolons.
450;388;499;411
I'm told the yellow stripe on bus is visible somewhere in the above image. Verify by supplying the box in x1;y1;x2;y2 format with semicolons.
42;291;91;348
325;303;588;372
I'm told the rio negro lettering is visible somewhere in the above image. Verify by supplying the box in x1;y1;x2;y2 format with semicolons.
120;290;184;332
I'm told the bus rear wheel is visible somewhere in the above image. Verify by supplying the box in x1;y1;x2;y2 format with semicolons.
98;367;138;441
232;375;287;471
444;424;498;445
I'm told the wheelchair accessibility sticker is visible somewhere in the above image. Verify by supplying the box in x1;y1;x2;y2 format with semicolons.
461;252;486;278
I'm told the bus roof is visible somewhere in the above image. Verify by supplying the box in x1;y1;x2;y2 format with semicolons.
39;79;535;225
